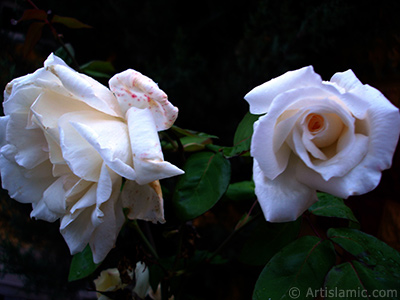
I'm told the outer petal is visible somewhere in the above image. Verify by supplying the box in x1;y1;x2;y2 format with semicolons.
5;112;49;169
43;53;122;118
109;69;178;130
121;180;165;223
244;66;322;114
0;116;9;148
253;158;317;222
0;145;55;205
126;107;184;185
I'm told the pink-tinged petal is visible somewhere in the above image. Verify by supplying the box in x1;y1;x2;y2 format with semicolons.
126;107;184;185
109;69;178;130
5;112;49;169
244;66;322;114
0;146;55;204
68;111;136;181
44;54;122;118
121;180;165;223
58;111;103;182
253;158;317;222
251;86;340;180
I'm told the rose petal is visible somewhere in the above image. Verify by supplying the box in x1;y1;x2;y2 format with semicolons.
126;107;184;185
121;180;165;223
44;53;122;118
67;110;136;180
58;111;104;182
0;145;55;204
244;66;322;114
253;158;317;222
109;69;178;130
5;112;49;169
0;116;9;148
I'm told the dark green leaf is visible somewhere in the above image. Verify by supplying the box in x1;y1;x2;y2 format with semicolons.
325;261;400;299
253;236;336;300
328;228;400;284
173;151;231;221
224;180;255;202
68;245;100;281
51;15;92;29
239;218;301;265
309;192;359;223
80;60;116;79
223;112;261;157
54;44;75;66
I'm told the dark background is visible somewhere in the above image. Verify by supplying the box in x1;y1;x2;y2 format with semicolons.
1;0;400;299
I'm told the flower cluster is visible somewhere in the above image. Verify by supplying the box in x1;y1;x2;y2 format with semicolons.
0;54;183;263
246;66;400;222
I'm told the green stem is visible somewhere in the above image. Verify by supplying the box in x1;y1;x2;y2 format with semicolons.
132;220;159;260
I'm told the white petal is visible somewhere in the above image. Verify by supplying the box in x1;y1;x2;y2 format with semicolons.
127;107;184;185
251;86;341;180
3;68;52;115
30;197;60;222
0;116;9;148
0;146;55;205
44;54;122;118
58;111;103;182
30;90;93;141
109;69;178;130
244;66;322;114
5;112;49;169
121;180;165;223
68;111;136;180
253;158;317;222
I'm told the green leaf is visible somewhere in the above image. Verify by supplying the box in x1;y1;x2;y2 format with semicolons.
253;236;336;300
54;44;75;66
224;180;255;202
328;228;400;285
325;261;400;299
239;218;301;265
309;192;359;223
68;245;100;281
80;60;116;79
51;15;92;29
173;151;231;221
223;112;261;157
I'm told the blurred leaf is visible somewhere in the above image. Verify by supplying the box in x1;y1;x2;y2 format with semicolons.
253;236;336;300
23;22;45;57
173;151;231;221
80;60;115;79
328;228;400;280
239;218;301;266
68;245;100;282
51;15;92;29
325;261;400;299
224;180;255;202
309;193;359;224
17;9;47;22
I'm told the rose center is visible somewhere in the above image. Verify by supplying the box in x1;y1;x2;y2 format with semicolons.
307;114;324;134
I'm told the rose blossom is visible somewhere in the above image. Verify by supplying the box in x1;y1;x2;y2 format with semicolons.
0;53;183;263
245;66;400;222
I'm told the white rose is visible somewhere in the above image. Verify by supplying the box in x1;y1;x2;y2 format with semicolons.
0;53;184;263
245;66;400;222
